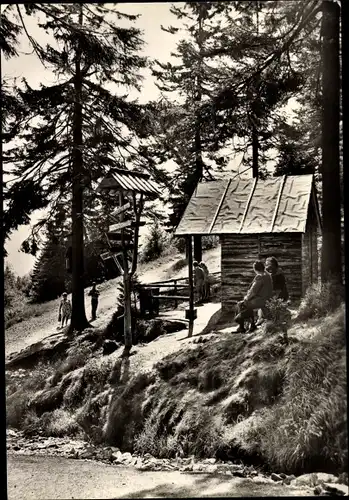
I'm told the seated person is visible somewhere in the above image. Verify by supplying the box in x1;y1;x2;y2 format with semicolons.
234;260;273;333
265;256;289;301
256;256;289;326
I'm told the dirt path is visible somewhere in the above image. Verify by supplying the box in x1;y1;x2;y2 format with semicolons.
5;247;220;358
7;455;314;499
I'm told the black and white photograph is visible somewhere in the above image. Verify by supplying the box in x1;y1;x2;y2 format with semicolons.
2;1;347;498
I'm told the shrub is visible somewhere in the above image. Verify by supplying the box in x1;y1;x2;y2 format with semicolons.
141;222;168;263
297;281;344;321
202;235;219;251
263;298;292;336
46;409;80;437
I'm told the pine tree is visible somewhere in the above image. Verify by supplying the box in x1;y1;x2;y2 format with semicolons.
4;4;153;331
151;2;231;248
30;203;71;302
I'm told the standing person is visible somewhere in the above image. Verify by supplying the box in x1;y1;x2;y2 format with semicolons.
88;282;100;321
234;261;273;333
193;261;205;304
58;292;72;328
199;261;210;300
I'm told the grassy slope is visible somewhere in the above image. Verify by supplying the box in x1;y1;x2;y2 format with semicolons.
5;245;221;357
6;250;347;476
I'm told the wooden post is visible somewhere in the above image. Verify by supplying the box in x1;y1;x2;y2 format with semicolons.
119;191;132;355
174;280;178;309
188;235;194;338
193;235;202;263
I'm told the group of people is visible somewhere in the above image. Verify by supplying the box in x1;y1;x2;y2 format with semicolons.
234;256;289;334
193;260;210;304
58;282;100;328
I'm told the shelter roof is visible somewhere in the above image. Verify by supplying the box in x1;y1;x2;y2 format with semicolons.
175;174;320;236
97;168;161;197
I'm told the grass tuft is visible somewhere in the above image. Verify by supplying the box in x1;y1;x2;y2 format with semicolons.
297;281;344;321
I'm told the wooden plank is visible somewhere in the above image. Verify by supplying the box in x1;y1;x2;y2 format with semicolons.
107;232;132;241
109;243;135;251
100;251;113;260
109;220;132;232
111;202;131;218
152;295;189;300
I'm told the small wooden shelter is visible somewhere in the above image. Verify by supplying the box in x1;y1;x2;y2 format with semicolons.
175;174;321;311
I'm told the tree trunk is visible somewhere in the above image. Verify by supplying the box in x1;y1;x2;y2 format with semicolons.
69;4;89;332
252;124;259;178
193;10;204;265
341;0;347;286
321;0;342;283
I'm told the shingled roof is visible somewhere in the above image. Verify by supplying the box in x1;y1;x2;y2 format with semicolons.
97;168;161;197
175;174;321;236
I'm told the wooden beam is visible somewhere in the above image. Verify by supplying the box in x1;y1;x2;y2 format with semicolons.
151;295;189;300
239;177;258;233
270;175;286;233
109;220;132;232
107;232;132;242
111;202;131;218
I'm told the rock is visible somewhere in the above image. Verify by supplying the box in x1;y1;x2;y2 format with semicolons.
279;472;287;479
291;473;318;487
103;340;119;356
6;332;71;370
111;450;123;463
338;474;349;486
7;429;18;437
203;458;216;465
283;475;296;485
323;483;349;496
206;464;218;474
192;463;204;473
121;452;133;463
271;473;283;482
252;475;275;484
316;473;338;485
314;485;324;495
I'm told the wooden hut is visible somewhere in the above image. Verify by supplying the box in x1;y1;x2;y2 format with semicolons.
175;174;321;311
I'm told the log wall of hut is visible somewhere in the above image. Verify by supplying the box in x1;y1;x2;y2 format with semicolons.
221;233;303;312
302;202;319;294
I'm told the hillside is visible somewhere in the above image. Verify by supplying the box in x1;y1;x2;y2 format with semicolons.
5;246;221;357
5;246;347;493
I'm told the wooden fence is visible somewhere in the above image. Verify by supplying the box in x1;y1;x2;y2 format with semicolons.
139;271;221;310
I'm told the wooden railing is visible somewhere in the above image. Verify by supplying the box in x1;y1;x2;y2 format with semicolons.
139;271;221;310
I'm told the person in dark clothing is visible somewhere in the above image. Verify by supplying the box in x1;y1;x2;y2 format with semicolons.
234;260;273;333
265;256;289;301
255;256;289;326
88;282;100;321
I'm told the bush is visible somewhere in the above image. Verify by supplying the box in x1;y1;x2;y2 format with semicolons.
297;281;344;321
263;298;292;336
141;222;169;263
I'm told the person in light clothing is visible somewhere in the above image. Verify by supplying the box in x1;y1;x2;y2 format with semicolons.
199;261;210;300
193;260;205;304
58;292;71;328
234;261;273;333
